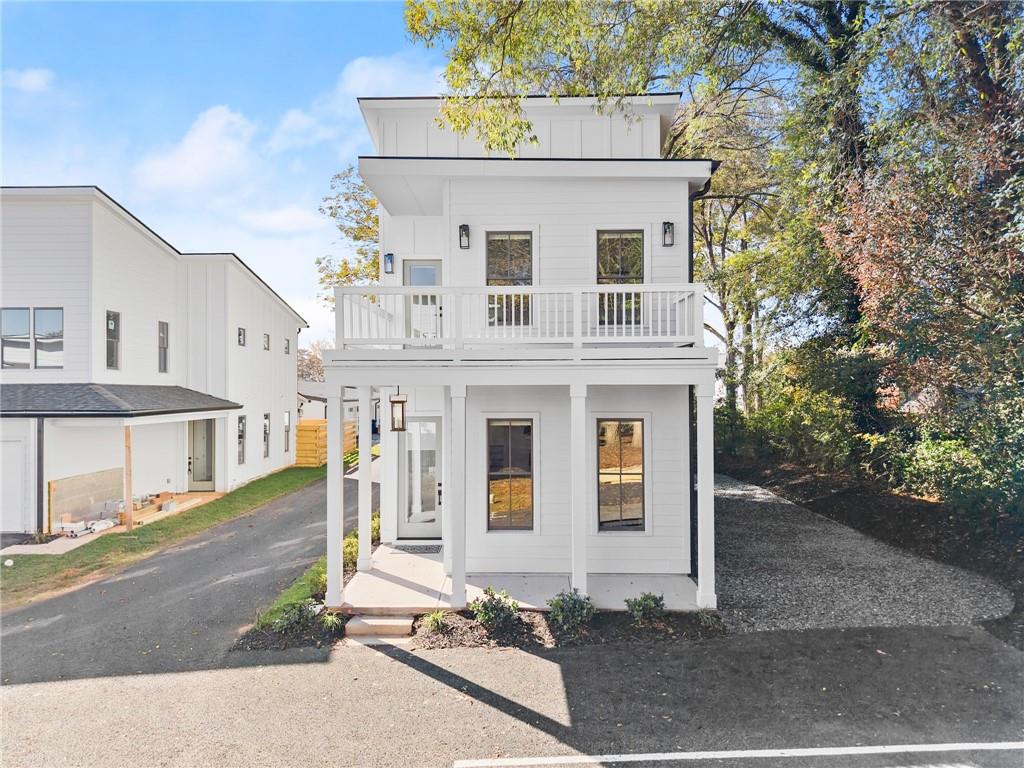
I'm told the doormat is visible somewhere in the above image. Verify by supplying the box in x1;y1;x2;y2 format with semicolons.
393;544;442;554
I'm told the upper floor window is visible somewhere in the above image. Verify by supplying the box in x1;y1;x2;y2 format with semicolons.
486;418;534;531
106;311;120;370
486;232;532;325
34;308;64;369
158;321;169;373
597;419;645;531
263;413;271;458
284;338;290;355
237;327;246;346
263;333;270;351
1;308;30;369
597;230;644;326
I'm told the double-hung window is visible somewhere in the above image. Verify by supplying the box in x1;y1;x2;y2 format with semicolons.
486;418;534;530
263;413;271;458
597;419;645;530
33;309;63;369
486;232;532;326
1;308;31;369
596;230;643;326
158;321;169;373
106;311;120;370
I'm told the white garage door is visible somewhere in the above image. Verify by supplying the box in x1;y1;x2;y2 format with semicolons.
1;440;30;533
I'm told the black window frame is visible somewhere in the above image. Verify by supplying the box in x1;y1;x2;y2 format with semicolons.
238;327;247;346
237;415;247;465
158;320;169;373
1;307;31;369
263;333;270;351
486;417;535;531
596;230;644;326
485;231;533;326
263;412;271;458
106;310;120;370
32;307;64;370
597;418;646;531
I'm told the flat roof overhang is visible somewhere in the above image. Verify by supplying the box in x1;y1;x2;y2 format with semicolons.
358;156;718;216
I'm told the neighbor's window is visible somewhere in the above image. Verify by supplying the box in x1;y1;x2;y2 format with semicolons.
237;415;247;465
597;230;643;326
284;337;290;355
283;411;291;452
597;419;645;531
237;327;246;346
263;413;271;458
106;310;120;370
158;321;169;373
1;308;31;369
263;333;270;351
486;232;532;326
33;308;64;369
487;418;534;530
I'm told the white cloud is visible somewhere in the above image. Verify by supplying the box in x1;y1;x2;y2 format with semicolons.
238;204;326;235
267;108;337;153
2;68;55;92
134;105;257;191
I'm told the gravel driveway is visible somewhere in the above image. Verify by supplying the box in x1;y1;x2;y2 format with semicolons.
715;474;1014;632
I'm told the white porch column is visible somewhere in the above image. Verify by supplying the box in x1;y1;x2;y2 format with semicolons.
570;382;588;594
695;380;716;609
442;388;454;573
357;385;373;572
449;383;467;608
378;386;398;544
326;387;345;607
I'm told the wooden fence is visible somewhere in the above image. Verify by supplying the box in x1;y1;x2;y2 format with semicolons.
295;419;357;467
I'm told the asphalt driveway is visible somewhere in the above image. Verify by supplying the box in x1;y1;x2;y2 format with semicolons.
0;476;375;686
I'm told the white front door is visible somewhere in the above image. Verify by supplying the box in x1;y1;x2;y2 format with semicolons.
403;259;443;340
398;417;442;539
188;419;215;492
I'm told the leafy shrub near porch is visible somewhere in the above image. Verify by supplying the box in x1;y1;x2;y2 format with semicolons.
625;592;666;624
469;587;520;631
547;589;595;632
423;610;449;633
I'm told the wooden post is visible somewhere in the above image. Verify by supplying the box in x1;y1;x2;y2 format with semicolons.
123;424;134;532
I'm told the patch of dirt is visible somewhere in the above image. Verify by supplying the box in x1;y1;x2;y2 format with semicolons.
411;610;726;650
234;615;345;651
718;455;1024;649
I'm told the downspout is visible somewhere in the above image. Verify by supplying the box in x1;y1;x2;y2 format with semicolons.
687;166;716;575
36;418;45;534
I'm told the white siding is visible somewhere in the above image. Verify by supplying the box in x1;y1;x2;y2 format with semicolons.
1;418;35;533
0;198;92;382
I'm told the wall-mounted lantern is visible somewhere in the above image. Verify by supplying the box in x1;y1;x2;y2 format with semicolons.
459;224;470;249
389;390;408;432
383;252;395;274
662;221;675;247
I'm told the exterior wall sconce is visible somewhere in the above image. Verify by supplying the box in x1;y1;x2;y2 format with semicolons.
389;391;408;432
459;224;470;249
662;221;675;247
383;252;395;274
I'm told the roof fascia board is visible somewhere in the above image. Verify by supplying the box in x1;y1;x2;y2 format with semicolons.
359;156;716;182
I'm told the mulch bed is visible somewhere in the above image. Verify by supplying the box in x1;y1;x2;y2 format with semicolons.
718;455;1024;649
411;610;726;650
235;614;345;651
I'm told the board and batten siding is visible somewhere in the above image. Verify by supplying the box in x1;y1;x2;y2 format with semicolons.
0;198;93;382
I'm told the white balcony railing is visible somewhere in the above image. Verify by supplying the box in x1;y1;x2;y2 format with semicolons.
335;284;704;352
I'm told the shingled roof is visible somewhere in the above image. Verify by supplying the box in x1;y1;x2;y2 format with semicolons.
1;383;242;418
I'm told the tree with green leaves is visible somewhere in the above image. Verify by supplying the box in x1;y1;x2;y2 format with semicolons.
316;166;379;303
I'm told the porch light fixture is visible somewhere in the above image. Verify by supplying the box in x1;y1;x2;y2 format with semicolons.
459;224;470;249
662;221;675;247
383;252;395;274
389;390;408;432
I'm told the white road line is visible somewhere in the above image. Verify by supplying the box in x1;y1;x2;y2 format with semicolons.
453;741;1024;768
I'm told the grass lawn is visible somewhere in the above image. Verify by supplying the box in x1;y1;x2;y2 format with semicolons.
0;465;326;611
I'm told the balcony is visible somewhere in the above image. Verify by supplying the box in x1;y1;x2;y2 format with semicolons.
335;284;704;355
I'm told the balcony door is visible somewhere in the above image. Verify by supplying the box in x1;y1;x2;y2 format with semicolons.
597;230;644;328
403;260;442;340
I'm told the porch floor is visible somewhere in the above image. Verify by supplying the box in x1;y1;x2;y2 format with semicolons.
339;544;699;615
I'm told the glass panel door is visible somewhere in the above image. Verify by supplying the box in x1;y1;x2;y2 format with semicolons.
188;419;215;491
403;259;443;340
398;417;442;539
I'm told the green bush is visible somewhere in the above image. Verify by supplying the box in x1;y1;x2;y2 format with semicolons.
546;589;595;632
625;592;665;624
320;611;344;633
469;586;520;631
903;437;990;508
270;599;318;633
423;610;449;633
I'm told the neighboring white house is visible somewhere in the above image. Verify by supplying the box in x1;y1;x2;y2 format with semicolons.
323;94;720;612
0;186;307;536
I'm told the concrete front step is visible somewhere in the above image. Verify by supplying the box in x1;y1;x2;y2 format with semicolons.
345;615;414;637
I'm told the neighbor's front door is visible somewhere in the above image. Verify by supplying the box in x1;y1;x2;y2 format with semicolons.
188;419;215;491
398;417;442;539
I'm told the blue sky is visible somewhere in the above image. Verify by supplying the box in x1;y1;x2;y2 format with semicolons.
2;2;446;345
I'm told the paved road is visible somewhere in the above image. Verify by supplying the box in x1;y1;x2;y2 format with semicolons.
0;476;376;686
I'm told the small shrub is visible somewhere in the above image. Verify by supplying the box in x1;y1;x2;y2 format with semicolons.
547;589;595;632
320;610;343;633
423;610;449;633
343;533;359;570
625;592;665;624
697;608;725;632
469;587;520;631
270;599;318;633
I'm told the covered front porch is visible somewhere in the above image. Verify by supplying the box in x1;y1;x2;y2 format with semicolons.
323;356;718;615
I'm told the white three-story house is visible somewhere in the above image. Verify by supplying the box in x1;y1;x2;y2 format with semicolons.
325;94;719;613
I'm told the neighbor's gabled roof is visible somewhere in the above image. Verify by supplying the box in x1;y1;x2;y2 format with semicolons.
1;383;242;419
